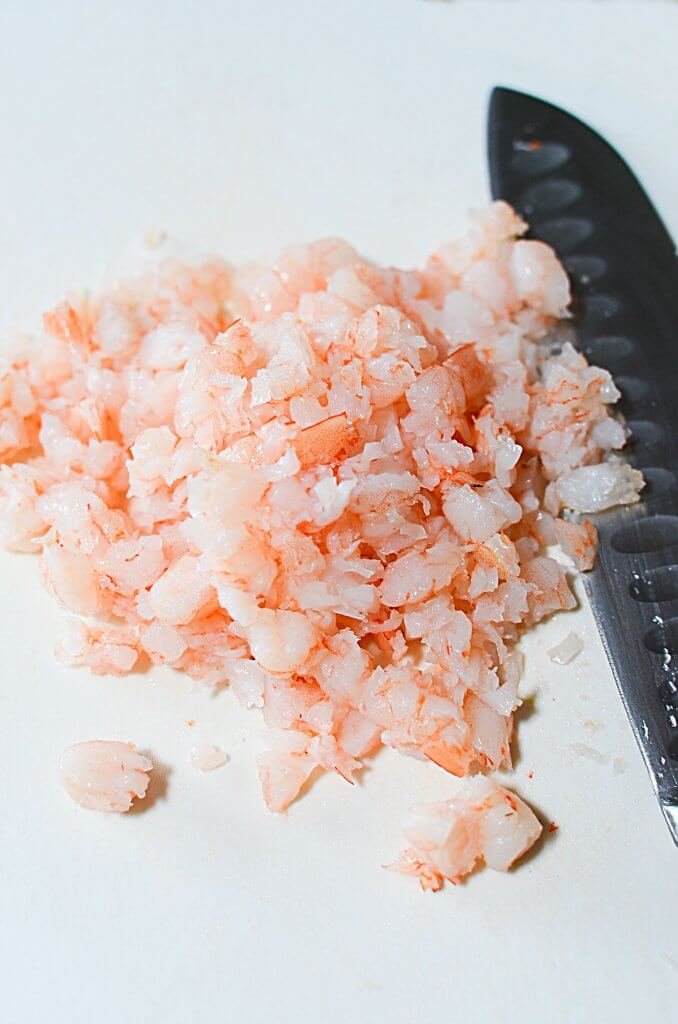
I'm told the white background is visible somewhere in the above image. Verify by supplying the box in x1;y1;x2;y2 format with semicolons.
1;2;677;1022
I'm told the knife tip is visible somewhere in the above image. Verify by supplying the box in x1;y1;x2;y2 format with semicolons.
489;86;545;118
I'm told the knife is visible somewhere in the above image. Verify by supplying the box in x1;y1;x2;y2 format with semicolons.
487;86;678;843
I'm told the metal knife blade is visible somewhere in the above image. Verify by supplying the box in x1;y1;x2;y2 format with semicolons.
488;86;678;843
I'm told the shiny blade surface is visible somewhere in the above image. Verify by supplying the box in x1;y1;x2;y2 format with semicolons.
488;87;678;842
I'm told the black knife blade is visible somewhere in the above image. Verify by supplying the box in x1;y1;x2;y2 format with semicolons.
488;87;678;843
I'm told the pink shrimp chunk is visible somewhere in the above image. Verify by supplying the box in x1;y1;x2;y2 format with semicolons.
387;778;542;890
59;740;152;812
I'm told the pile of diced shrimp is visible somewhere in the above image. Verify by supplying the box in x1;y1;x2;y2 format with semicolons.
0;202;643;886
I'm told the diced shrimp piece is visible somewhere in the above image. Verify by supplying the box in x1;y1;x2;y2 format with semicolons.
509;240;570;316
0;465;46;550
464;693;512;769
423;739;476;778
293;413;358;470
93;299;139;357
555;463;644;513
460;258;513;316
447;343;489;408
247;609;319;675
149;554;214;625
443;484;506;543
41;543;100;616
43;301;90;347
189;742;229;772
337;709;381;758
127;426;177;497
380;542;461;608
387;777;542;890
60;740;152;812
55;619;139;675
364;353;416;408
522;556;576;622
140;619;188;663
554;517;597;571
439;290;493;346
257;749;316;812
96;535;167;595
139;321;205;371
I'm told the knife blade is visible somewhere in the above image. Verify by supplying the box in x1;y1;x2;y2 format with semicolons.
488;86;678;843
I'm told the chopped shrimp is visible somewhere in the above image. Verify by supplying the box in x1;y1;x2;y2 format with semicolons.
387;778;542;890
0;201;640;880
60;740;152;812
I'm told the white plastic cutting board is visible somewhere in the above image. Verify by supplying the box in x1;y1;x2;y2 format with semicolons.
1;3;677;1022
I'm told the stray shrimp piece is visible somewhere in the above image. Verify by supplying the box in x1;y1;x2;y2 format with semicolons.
547;630;583;665
189;742;229;772
59;740;152;812
387;777;542;890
